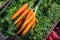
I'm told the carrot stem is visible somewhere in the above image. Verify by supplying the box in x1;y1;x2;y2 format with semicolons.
17;20;22;28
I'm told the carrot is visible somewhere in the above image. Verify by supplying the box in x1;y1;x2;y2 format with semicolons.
25;9;33;22
22;12;36;27
17;20;22;28
14;9;30;25
31;18;38;30
31;18;38;29
11;3;28;20
31;22;36;30
16;12;36;35
22;18;35;35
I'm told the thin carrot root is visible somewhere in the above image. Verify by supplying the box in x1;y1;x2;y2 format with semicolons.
11;3;28;20
14;9;30;25
16;28;22;34
17;20;22;28
31;23;36;30
22;18;36;35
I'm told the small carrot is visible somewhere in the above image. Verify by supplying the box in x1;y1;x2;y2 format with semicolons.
16;12;36;35
17;19;25;28
17;20;22;28
31;18;38;30
14;9;30;25
17;9;33;27
11;3;28;20
31;22;36;30
25;9;33;22
22;18;35;35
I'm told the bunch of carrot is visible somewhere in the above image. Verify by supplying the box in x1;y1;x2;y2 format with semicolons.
11;3;38;35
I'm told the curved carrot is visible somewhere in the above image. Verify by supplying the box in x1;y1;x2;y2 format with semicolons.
16;12;36;35
22;18;35;35
14;9;30;25
11;3;28;20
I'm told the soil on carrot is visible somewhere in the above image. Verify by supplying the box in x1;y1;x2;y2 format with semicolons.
0;0;60;40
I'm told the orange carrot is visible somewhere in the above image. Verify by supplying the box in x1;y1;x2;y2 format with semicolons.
22;18;35;35
17;20;22;28
31;18;38;29
14;9;30;25
22;12;36;27
31;18;38;30
17;19;25;28
11;3;28;20
31;22;36;29
25;9;33;22
16;12;36;35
